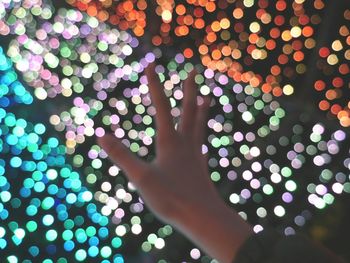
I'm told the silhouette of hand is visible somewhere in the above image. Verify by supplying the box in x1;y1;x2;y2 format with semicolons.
97;63;219;223
97;63;252;263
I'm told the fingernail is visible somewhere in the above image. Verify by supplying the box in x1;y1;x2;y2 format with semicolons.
146;62;156;72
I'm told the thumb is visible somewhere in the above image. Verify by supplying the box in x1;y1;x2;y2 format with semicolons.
97;133;146;180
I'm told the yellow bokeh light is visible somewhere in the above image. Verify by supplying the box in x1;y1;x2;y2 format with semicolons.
220;18;230;29
260;49;267;59
243;0;254;8
211;21;221;32
251;49;262;59
283;84;294;95
331;40;343;51
281;30;292;41
291;26;302;38
161;10;172;22
327;54;339;65
249;22;261;33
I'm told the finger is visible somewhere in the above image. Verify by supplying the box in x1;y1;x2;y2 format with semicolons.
97;133;146;180
194;96;211;148
145;63;174;136
179;69;197;135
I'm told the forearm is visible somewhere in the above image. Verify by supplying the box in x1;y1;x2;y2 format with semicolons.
234;229;345;263
173;198;253;263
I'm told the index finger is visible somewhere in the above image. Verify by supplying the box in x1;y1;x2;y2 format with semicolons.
145;63;175;136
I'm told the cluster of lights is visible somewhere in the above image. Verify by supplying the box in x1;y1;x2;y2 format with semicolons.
0;46;123;262
63;0;322;94
66;0;147;36
314;9;350;127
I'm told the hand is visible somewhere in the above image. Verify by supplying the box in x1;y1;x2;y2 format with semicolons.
98;63;216;223
97;63;253;263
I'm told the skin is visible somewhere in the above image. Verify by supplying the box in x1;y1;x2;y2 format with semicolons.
97;63;253;263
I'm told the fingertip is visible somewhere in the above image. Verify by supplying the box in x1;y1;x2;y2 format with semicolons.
145;62;154;70
189;68;197;76
186;68;197;83
145;62;156;78
97;133;114;150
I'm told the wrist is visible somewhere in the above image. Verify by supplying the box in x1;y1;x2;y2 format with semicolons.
173;196;253;263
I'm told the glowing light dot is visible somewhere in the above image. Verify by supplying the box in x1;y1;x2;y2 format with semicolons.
229;193;240;204
14;228;25;239
242;111;253;122
249;22;260;33
274;205;285;217
161;10;172;22
75;249;87;261
115;225;126;236
332;183;343;194
131;224;142;235
190;248;201;260
285;180;297;192
80;53;91;63
283;84;294;95
243;0;255;7
154;238;165;249
291;26;302;38
46;229;58;241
